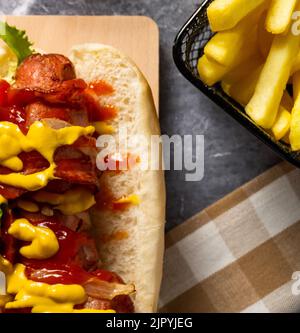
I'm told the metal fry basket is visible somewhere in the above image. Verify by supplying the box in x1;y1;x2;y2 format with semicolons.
173;0;300;167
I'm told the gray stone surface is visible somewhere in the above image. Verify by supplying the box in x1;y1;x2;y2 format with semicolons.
0;0;281;231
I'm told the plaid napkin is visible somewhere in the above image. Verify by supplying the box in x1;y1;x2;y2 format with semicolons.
160;162;300;313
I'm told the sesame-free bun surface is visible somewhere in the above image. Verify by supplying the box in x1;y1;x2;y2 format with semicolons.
70;44;166;313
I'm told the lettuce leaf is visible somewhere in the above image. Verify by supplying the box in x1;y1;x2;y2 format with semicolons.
0;44;18;83
0;21;34;64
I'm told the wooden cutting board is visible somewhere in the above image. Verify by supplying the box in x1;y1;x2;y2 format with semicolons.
6;16;159;110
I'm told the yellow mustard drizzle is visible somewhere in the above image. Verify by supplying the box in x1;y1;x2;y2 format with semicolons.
0;255;12;274
33;188;96;215
0;255;12;307
5;264;115;313
17;200;39;213
1;156;23;171
0;195;7;205
92;121;114;134
0;118;117;313
8;219;59;260
114;194;140;206
0;121;95;191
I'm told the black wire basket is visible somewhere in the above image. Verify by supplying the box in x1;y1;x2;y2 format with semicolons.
173;0;300;167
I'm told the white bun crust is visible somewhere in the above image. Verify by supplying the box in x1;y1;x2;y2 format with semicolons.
69;44;166;313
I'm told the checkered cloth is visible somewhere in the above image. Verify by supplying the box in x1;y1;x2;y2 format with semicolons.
160;162;300;313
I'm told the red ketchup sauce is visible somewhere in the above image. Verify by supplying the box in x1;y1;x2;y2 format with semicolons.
100;153;140;173
19;218;92;268
89;80;114;95
84;80;117;121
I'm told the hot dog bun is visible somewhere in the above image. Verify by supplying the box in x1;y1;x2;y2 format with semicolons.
69;44;166;313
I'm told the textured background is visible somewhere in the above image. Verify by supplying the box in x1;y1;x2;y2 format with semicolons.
0;0;281;231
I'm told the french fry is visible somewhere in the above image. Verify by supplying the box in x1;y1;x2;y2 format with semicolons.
245;30;300;129
204;8;261;67
294;72;300;101
207;0;266;32
258;11;273;59
223;65;292;139
291;51;300;75
290;72;300;150
275;92;293;143
197;55;228;86
271;106;291;140
223;54;263;84
221;80;231;96
198;29;259;86
222;65;263;106
266;0;297;34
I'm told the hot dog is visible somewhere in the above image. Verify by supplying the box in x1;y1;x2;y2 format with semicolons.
0;26;165;313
